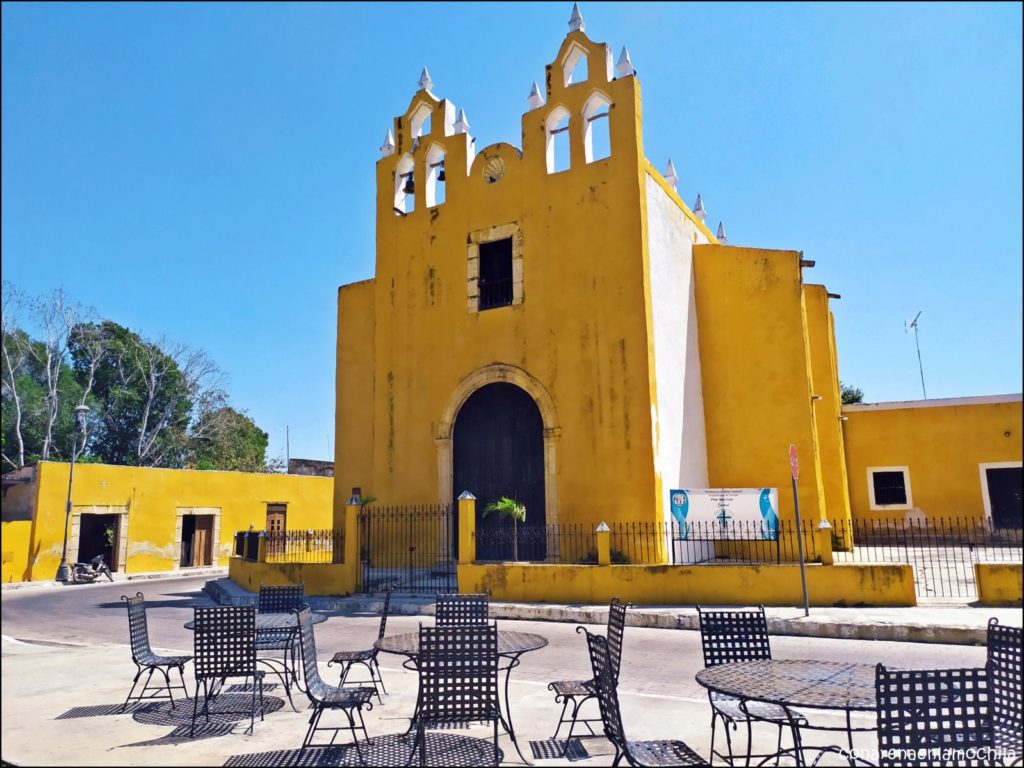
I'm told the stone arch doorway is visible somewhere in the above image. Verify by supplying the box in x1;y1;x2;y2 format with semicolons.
453;383;545;561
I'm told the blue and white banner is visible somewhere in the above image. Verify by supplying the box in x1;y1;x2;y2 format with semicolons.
669;488;779;541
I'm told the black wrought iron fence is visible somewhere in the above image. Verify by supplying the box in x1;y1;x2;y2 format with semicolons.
264;529;343;564
473;519;819;565
831;517;1023;598
357;504;455;594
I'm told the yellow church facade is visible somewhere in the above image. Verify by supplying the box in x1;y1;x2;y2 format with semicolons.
332;15;853;552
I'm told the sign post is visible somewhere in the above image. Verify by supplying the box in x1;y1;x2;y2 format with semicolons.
789;444;810;617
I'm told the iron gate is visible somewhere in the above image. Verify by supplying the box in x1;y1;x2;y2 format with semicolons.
356;504;457;594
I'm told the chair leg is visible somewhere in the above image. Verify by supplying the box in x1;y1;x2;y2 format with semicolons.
774;722;784;768
493;718;500;767
372;656;387;695
178;665;190;700
709;712;719;765
552;696;572;739
121;667;144;713
302;705;323;749
611;746;624;767
350;709;367;765
743;717;753;768
155;667;174;709
258;676;265;722
249;674;257;734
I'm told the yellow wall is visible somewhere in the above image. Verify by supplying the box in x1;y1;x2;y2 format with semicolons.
693;245;827;526
335;29;667;527
459;562;916;607
803;285;853;532
21;461;332;581
975;563;1023;606
1;521;34;583
843;398;1022;523
229;556;354;596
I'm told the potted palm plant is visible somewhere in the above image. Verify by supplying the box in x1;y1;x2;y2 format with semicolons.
483;496;526;561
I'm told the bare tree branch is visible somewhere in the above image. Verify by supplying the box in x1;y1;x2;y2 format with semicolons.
1;282;30;468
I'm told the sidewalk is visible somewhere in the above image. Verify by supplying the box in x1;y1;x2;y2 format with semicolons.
204;577;1021;646
1;567;228;592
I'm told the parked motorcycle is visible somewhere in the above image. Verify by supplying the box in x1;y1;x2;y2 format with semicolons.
70;554;114;584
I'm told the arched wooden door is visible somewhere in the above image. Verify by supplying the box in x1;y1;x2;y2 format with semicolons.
453;382;545;561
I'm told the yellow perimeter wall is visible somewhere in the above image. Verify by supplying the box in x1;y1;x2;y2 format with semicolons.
229;557;354;596
843;397;1022;524
975;563;1023;606
6;461;332;583
459;562;916;607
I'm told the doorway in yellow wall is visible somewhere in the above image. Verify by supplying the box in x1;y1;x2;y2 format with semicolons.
453;383;545;561
179;514;214;567
77;513;119;570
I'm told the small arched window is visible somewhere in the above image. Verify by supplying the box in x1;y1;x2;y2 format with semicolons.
409;103;432;140
563;44;588;87
394;154;415;215
425;144;446;207
545;107;571;174
582;92;612;163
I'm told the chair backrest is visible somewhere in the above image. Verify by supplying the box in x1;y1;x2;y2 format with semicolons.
875;663;993;767
696;605;771;668
258;584;305;613
295;606;329;702
377;589;394;642
606;597;632;681
583;626;628;752
122;592;153;661
417;622;499;724
435;593;489;626
193;605;257;680
987;617;1023;740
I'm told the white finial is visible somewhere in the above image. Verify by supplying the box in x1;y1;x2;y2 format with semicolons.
664;159;679;189
693;193;707;222
418;66;434;92
616;46;635;78
716;221;728;244
568;2;585;33
380;129;395;158
528;81;544;110
454;108;470;134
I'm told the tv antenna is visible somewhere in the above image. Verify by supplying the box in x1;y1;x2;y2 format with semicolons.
905;311;927;399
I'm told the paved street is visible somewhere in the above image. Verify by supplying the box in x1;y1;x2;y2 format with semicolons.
1;575;993;766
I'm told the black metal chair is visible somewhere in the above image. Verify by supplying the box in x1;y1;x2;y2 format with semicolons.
119;592;192;712
407;621;502;767
435;592;489;626
583;626;709;766
875;663;996;767
255;584;305;706
329;589;393;703
294;606;375;757
191;605;265;737
696;605;805;767
549;597;631;747
987;618;1023;764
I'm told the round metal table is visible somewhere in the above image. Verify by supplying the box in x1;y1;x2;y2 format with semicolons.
696;659;879;767
375;630;549;765
182;611;328;631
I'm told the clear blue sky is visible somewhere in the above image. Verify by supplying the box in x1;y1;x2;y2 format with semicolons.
3;2;1021;464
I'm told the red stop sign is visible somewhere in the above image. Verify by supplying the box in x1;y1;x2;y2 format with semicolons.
789;444;799;480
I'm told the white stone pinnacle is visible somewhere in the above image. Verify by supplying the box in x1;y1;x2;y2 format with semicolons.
717;221;728;244
453;108;470;134
693;193;707;222
418;66;434;92
664;158;679;189
616;46;635;78
568;2;585;33
528;81;544;110
380;129;395;158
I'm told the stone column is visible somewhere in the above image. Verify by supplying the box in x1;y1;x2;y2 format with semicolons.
458;491;476;565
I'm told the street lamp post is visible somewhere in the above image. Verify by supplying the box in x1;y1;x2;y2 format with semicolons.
56;404;91;582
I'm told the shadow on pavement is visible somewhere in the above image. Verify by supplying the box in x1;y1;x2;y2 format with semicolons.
223;732;502;767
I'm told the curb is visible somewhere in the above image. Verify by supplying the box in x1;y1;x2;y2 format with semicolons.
2;567;227;593
201;578;991;646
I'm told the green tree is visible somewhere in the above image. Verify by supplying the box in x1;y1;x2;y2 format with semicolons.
840;382;864;405
482;496;526;561
189;407;269;472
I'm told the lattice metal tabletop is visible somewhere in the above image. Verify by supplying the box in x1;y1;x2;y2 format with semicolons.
183;611;328;631
374;630;548;658
696;659;878;712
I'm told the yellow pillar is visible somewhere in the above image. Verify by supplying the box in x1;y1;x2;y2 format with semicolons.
596;522;611;566
817;519;834;565
257;532;267;563
458;491;476;565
